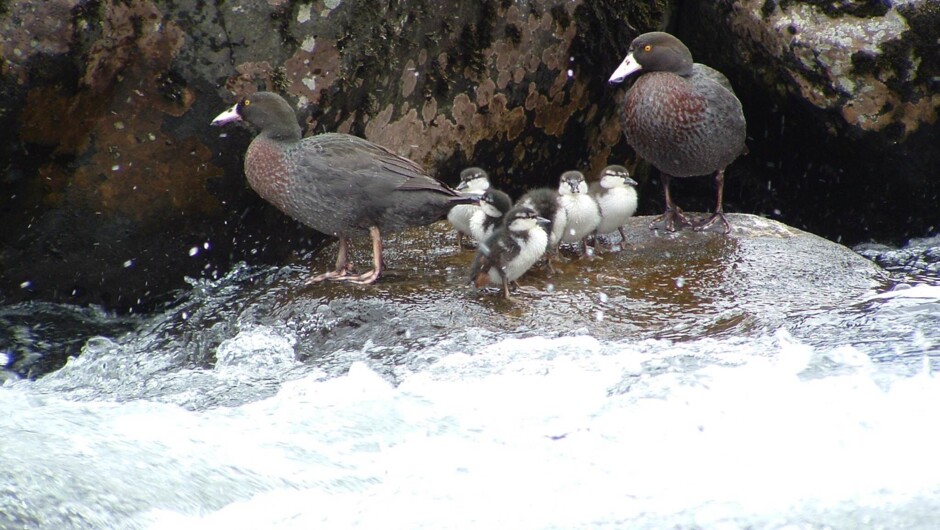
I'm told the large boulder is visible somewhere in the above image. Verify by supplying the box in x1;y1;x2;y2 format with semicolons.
6;213;886;379
677;0;939;244
0;0;674;311
3;0;933;313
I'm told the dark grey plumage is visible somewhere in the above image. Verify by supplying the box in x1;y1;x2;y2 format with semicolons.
211;91;473;284
609;32;746;233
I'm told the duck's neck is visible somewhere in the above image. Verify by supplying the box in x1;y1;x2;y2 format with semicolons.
263;122;302;142
244;136;294;212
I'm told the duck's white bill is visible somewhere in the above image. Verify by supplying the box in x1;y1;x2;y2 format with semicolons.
608;53;642;84
210;105;241;126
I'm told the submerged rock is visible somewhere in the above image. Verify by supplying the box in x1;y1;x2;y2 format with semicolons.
855;235;940;279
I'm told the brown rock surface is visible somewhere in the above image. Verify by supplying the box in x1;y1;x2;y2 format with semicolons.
0;0;673;311
677;0;939;243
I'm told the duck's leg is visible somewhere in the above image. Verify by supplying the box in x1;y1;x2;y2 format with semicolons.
340;226;384;284
307;237;356;283
694;169;731;234
500;269;513;300
580;237;596;259
588;232;602;254
617;226;628;250
542;247;560;275
649;173;694;232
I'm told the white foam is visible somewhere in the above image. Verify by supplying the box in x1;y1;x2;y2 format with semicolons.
869;283;940;300
4;329;940;529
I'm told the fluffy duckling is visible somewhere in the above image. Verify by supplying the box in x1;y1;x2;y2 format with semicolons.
447;167;490;249
589;164;638;250
557;170;601;255
468;188;513;244
517;187;567;251
469;205;549;299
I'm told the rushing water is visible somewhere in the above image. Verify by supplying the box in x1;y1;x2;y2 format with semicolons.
1;226;939;529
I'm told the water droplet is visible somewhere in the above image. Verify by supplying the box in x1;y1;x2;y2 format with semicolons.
676;277;686;288
123;259;134;268
598;292;608;303
19;281;31;289
188;247;200;257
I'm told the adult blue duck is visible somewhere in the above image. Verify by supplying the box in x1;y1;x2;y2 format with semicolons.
609;32;746;233
211;92;474;284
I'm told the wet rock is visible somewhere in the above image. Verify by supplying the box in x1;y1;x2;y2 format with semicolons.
0;0;674;311
855;235;940;279
3;0;922;316
4;213;889;380
202;214;885;379
677;0;939;244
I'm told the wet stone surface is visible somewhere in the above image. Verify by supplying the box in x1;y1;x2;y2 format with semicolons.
855;235;940;281
2;213;891;384
205;213;886;378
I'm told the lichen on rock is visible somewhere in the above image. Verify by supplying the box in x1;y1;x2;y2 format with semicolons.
736;0;939;136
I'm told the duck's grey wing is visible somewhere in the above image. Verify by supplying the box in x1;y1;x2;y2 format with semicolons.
692;63;735;95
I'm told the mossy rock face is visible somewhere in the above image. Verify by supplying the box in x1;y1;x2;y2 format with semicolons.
678;0;939;246
0;0;675;311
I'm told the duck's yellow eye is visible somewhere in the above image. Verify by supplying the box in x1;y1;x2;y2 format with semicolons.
643;44;652;52
243;99;251;107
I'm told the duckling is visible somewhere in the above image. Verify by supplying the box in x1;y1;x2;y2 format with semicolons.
517;187;567;251
557;170;601;255
447;167;490;249
468;188;513;244
589;164;638;250
469;205;549;299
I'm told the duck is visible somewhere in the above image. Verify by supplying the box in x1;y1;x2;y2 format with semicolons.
468;188;513;244
517;187;568;252
609;31;746;233
211;91;474;284
447;167;490;249
557;170;601;255
589;164;638;249
469;205;549;299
